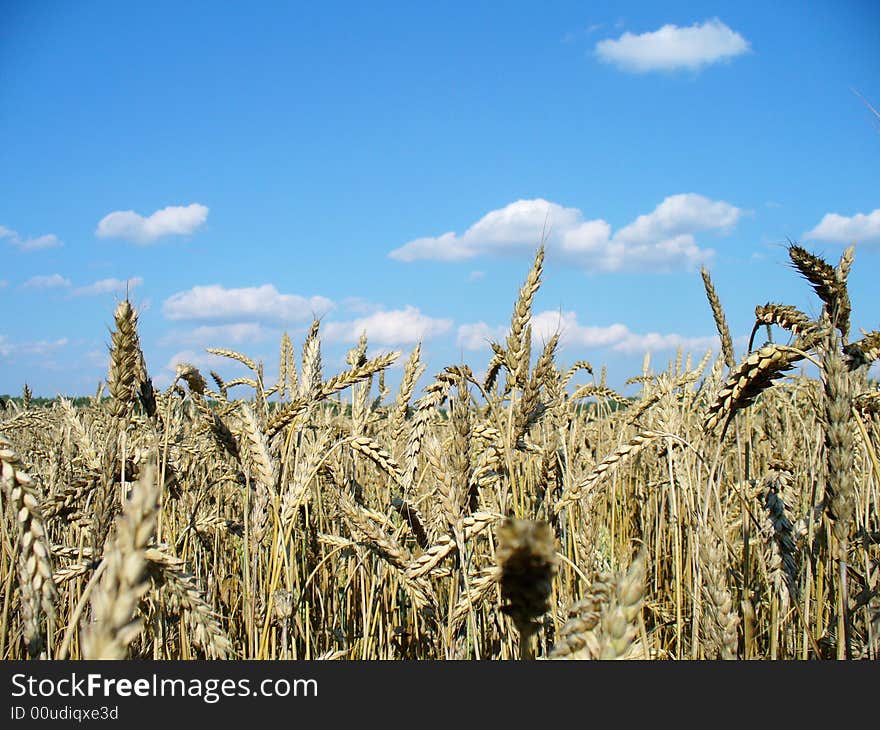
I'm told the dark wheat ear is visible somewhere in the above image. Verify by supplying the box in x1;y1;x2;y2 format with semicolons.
787;242;851;340
496;518;557;660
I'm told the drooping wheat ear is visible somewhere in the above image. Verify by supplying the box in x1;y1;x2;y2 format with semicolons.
843;331;880;371
349;435;404;487
570;384;630;406
562;360;593;388
703;343;805;433
699;529;739;659
758;458;799;605
701;267;736;369
752;303;818;348
822;335;855;541
555;430;664;512
495;517;557;659
389;343;424;444
598;549;646;659
299;319;322;401
549;577;614;659
205;347;257;372
82;457;160;659
320;351;400;400
107;299;142;420
484;342;505;392
174;362;207;395
788;242;851;340
145;545;232;659
0;436;57;657
504;246;544;389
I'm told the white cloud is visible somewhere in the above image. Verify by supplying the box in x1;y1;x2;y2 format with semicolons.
456;322;508;351
161;323;269;347
534;310;719;353
458;309;718;355
163;284;333;324
1;225;63;251
96;203;209;244
595;18;750;72
390;194;739;272
0;335;69;358
22;274;71;289
73;277;143;296
467;270;486;282
323;306;453;346
803;208;880;245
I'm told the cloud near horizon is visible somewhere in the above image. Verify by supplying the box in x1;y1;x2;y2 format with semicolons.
390;193;740;272
160;322;270;347
163;284;333;324
96;203;209;244
72;277;143;296
803;208;880;245
457;309;719;356
323;306;453;346
595;18;750;73
0;334;69;359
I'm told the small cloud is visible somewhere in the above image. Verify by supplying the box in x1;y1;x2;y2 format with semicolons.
72;277;143;297
803;208;880;246
163;284;333;324
391;193;739;273
323;306;453;346
96;203;209;244
467;271;485;282
1;225;63;251
595;18;750;73
22;274;72;289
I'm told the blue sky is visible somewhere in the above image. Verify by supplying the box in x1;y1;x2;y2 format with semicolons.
1;1;878;397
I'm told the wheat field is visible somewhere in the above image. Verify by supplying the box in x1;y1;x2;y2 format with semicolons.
0;243;877;661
